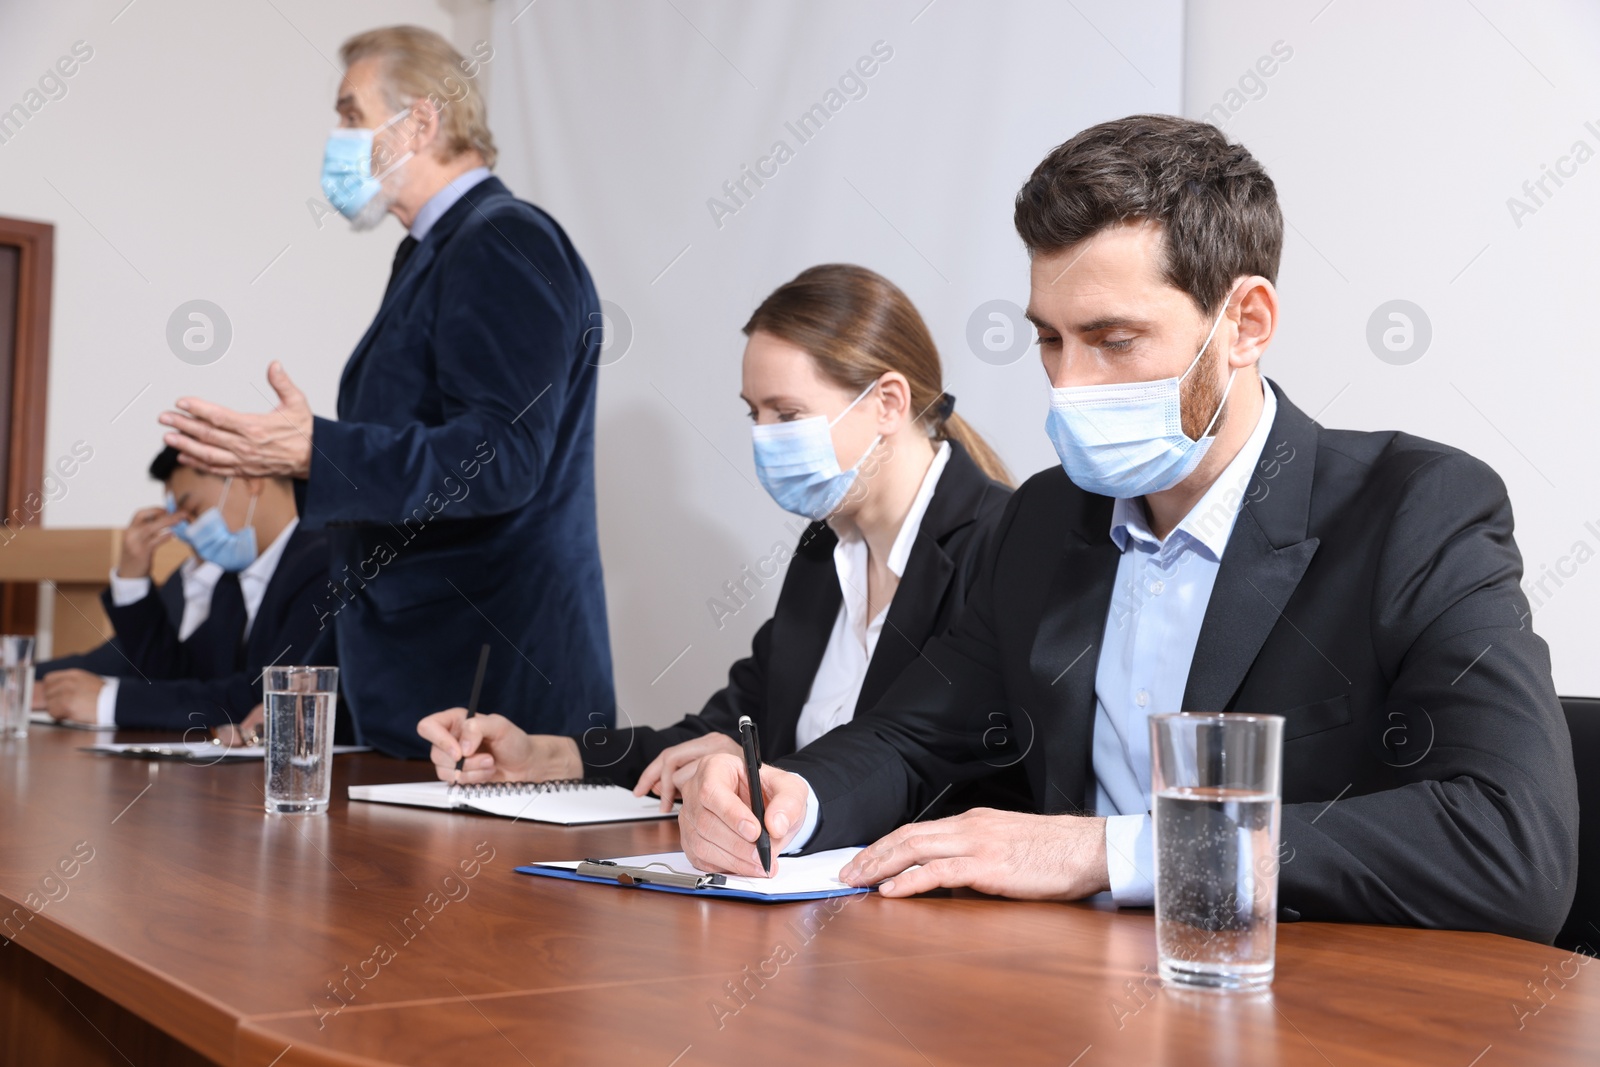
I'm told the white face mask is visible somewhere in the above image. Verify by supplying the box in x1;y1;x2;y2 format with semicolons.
320;107;415;231
1043;287;1238;499
750;380;881;520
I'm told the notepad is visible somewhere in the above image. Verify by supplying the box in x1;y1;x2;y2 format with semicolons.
84;741;369;761
347;779;677;825
30;711;117;732
517;846;870;902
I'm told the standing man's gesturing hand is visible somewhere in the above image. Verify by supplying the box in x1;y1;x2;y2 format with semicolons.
678;752;809;877
159;362;314;478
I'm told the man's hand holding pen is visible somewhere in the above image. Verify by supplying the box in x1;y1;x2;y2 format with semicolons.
678;752;808;878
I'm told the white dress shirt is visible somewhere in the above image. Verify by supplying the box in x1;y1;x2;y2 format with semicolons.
96;519;300;724
410;166;491;241
785;441;950;849
1097;379;1276;905
793;442;952;751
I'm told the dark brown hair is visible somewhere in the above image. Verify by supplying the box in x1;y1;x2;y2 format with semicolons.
1014;114;1282;316
743;264;1012;487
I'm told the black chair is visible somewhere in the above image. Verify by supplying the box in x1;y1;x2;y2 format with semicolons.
1557;696;1599;952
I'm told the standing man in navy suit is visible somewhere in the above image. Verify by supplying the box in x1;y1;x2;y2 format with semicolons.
159;26;614;757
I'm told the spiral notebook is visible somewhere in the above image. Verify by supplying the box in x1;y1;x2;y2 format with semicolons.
346;779;677;825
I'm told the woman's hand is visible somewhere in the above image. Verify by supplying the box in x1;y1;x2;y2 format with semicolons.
417;709;582;783
633;731;743;810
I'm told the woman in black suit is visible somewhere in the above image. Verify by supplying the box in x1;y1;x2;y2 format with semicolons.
418;264;1015;806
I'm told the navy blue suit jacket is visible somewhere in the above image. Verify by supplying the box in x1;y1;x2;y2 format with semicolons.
300;175;614;757
36;526;330;730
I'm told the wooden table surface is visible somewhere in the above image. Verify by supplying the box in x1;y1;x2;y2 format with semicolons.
1;725;1595;1066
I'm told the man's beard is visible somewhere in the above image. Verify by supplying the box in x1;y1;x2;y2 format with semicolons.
1179;338;1231;442
349;188;395;232
349;151;412;232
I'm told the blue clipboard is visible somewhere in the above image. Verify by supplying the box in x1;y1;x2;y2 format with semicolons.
515;863;874;903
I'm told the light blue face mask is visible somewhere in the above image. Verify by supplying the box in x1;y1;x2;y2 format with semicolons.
171;478;258;573
752;380;881;521
1044;290;1238;499
320;108;414;228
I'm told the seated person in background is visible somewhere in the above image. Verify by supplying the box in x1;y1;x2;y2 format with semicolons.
420;264;1017;809
36;446;329;733
675;115;1579;944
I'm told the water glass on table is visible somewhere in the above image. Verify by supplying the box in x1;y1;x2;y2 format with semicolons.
263;666;339;814
0;636;36;740
1150;712;1285;991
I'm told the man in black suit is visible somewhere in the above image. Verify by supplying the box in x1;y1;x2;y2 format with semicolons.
36;447;328;732
154;27;613;756
676;115;1579;943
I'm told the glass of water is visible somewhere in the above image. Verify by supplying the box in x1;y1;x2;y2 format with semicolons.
0;635;36;739
263;666;339;815
1150;712;1284;991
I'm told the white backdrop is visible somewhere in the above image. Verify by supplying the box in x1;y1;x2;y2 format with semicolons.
484;0;1183;726
1187;0;1600;696
10;0;1588;709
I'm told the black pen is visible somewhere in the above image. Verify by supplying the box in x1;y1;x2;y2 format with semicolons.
455;643;492;781
737;714;771;874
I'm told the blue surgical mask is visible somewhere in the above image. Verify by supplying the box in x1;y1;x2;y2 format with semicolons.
320;109;414;228
752;380;881;520
173;477;258;572
1044;291;1238;498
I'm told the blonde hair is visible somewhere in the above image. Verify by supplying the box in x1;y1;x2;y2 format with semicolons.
744;264;1013;487
339;26;497;169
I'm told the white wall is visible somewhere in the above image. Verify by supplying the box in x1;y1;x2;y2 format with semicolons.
0;0;475;527
11;0;1584;708
486;0;1183;727
1186;0;1600;696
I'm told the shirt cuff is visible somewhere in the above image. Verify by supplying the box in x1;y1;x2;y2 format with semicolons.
108;569;152;607
95;677;119;726
782;777;822;855
1105;813;1155;907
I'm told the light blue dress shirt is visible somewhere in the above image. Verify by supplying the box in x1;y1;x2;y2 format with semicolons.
409;166;491;242
784;379;1279;901
1097;379;1277;905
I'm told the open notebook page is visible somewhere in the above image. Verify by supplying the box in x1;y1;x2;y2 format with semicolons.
536;846;866;897
347;780;676;824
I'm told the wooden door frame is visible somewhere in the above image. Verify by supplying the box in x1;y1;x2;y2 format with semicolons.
0;216;54;634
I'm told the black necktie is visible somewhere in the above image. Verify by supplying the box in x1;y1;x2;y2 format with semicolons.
206;571;248;672
384;235;419;302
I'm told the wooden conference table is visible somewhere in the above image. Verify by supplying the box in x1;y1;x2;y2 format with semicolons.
1;726;1595;1066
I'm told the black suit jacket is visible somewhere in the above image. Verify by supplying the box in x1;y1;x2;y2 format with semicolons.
39;527;331;730
781;383;1579;943
298;175;613;758
579;441;1013;793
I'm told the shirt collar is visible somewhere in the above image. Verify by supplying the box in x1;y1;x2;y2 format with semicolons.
409;167;492;242
1109;377;1278;561
832;438;952;581
885;440;951;577
240;517;298;588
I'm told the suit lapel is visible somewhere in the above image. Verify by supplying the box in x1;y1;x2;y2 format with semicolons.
764;523;841;758
855;441;990;716
857;529;954;713
1182;384;1322;712
337;177;508;403
1028;491;1120;812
